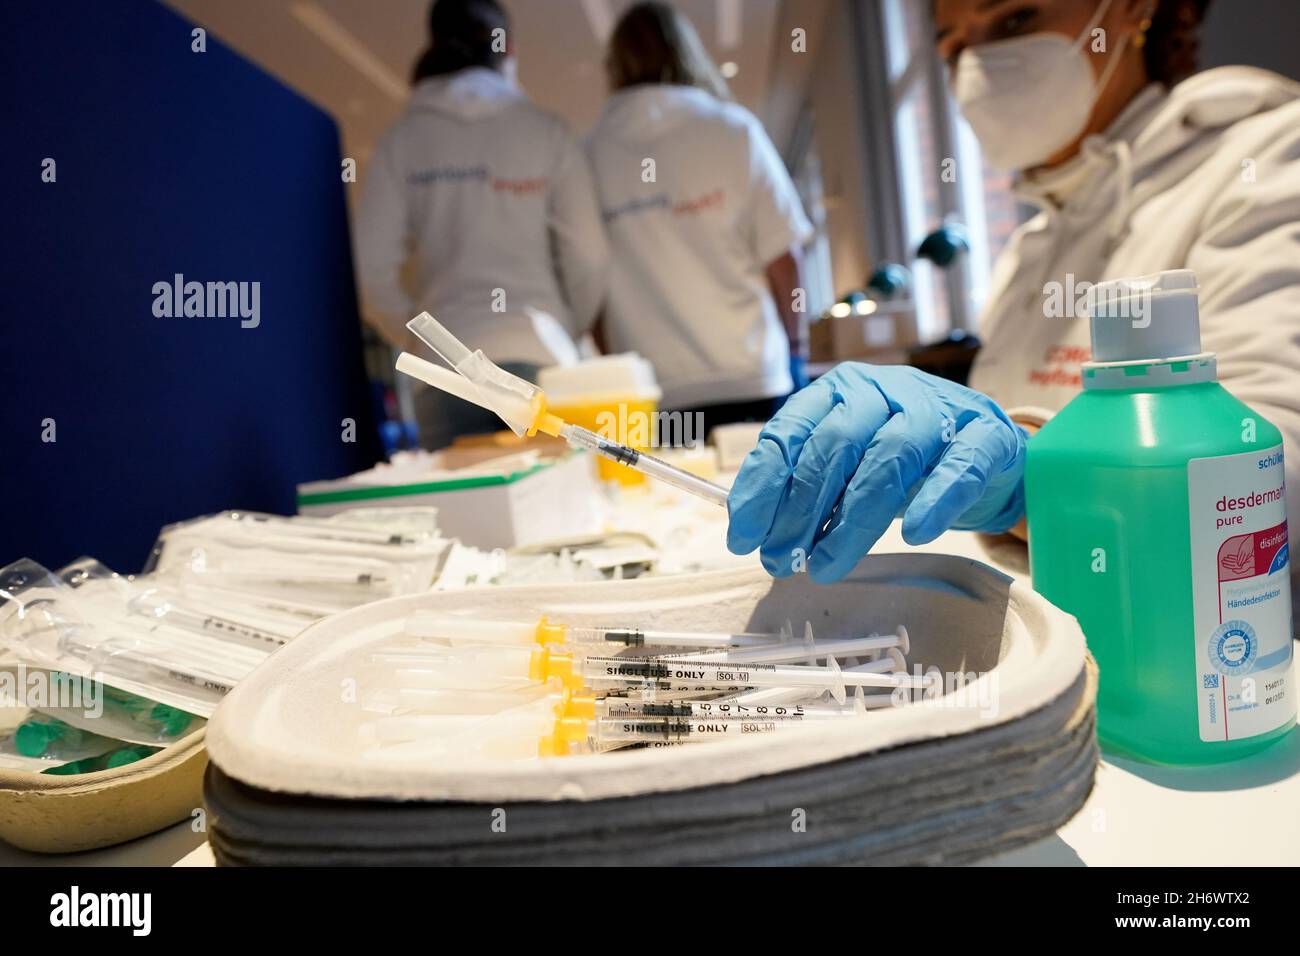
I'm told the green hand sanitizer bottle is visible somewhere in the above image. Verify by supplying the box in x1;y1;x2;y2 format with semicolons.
1026;269;1295;764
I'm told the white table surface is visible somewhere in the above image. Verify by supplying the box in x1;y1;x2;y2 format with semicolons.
0;819;208;867
884;522;1300;866
4;517;1296;867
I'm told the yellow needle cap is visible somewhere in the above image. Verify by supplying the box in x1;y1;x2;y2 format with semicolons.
538;731;568;757
555;717;589;744
526;394;566;438
527;649;582;690
538;716;589;756
563;693;598;720
534;616;566;646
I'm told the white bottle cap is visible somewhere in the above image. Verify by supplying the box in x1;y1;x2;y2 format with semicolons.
1088;269;1202;362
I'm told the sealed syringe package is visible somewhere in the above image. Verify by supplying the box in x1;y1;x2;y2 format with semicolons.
0;507;452;854
0;560;210;853
203;552;1098;866
0;557;259;718
145;509;452;612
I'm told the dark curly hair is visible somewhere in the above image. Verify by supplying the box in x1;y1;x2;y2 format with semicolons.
931;0;1213;88
1144;0;1213;87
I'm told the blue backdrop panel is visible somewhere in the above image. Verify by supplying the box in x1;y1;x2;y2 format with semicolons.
1;0;383;572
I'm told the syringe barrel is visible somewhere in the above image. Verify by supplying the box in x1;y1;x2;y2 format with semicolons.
598;697;814;720
364;685;550;715
560;425;729;507
361;700;557;743
371;645;534;687
580;655;922;693
405;613;538;646
590;716;796;744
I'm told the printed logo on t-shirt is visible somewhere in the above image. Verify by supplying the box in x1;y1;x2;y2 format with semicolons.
409;164;488;184
603;188;726;224
408;165;548;196
493;177;547;195
1027;344;1088;389
672;188;724;215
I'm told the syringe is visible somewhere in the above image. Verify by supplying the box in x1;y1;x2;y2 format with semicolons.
369;643;933;703
86;644;237;703
219;511;427;547
545;713;809;754
570;688;896;721
176;581;338;622
360;679;900;722
400;614;908;661
362;681;724;715
378;633;906;671
551;424;728;506
404;613;793;650
558;652;931;703
128;589;294;651
358;694;836;761
396;313;731;507
49;672;197;738
57;623;256;708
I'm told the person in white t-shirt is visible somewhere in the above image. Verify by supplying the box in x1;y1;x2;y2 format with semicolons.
356;0;608;449
587;1;814;429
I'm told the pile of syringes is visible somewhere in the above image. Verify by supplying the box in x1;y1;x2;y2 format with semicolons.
0;509;450;774
359;613;939;761
146;508;451;612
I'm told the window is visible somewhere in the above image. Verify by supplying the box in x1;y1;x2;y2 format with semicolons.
872;0;1024;338
787;107;837;321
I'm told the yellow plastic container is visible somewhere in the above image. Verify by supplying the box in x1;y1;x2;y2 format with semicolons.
540;354;663;487
548;395;659;485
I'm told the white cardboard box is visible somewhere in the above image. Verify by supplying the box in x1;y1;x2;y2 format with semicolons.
297;452;602;551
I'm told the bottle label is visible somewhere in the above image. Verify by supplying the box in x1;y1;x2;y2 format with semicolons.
1187;445;1294;742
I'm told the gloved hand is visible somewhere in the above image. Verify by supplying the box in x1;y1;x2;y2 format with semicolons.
726;363;1026;584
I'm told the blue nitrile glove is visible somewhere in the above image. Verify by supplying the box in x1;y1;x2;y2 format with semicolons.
726;363;1026;584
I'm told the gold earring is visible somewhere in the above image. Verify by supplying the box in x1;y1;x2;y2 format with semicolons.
1134;16;1152;49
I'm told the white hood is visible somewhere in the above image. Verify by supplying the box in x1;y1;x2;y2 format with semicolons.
592;85;722;146
968;66;1300;629
1015;67;1300;241
973;65;1300;405
408;66;523;122
1130;65;1300;166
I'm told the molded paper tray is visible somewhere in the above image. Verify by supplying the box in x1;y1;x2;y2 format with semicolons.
205;553;1097;864
0;729;206;854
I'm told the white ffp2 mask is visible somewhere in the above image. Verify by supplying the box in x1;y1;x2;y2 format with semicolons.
953;0;1127;171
